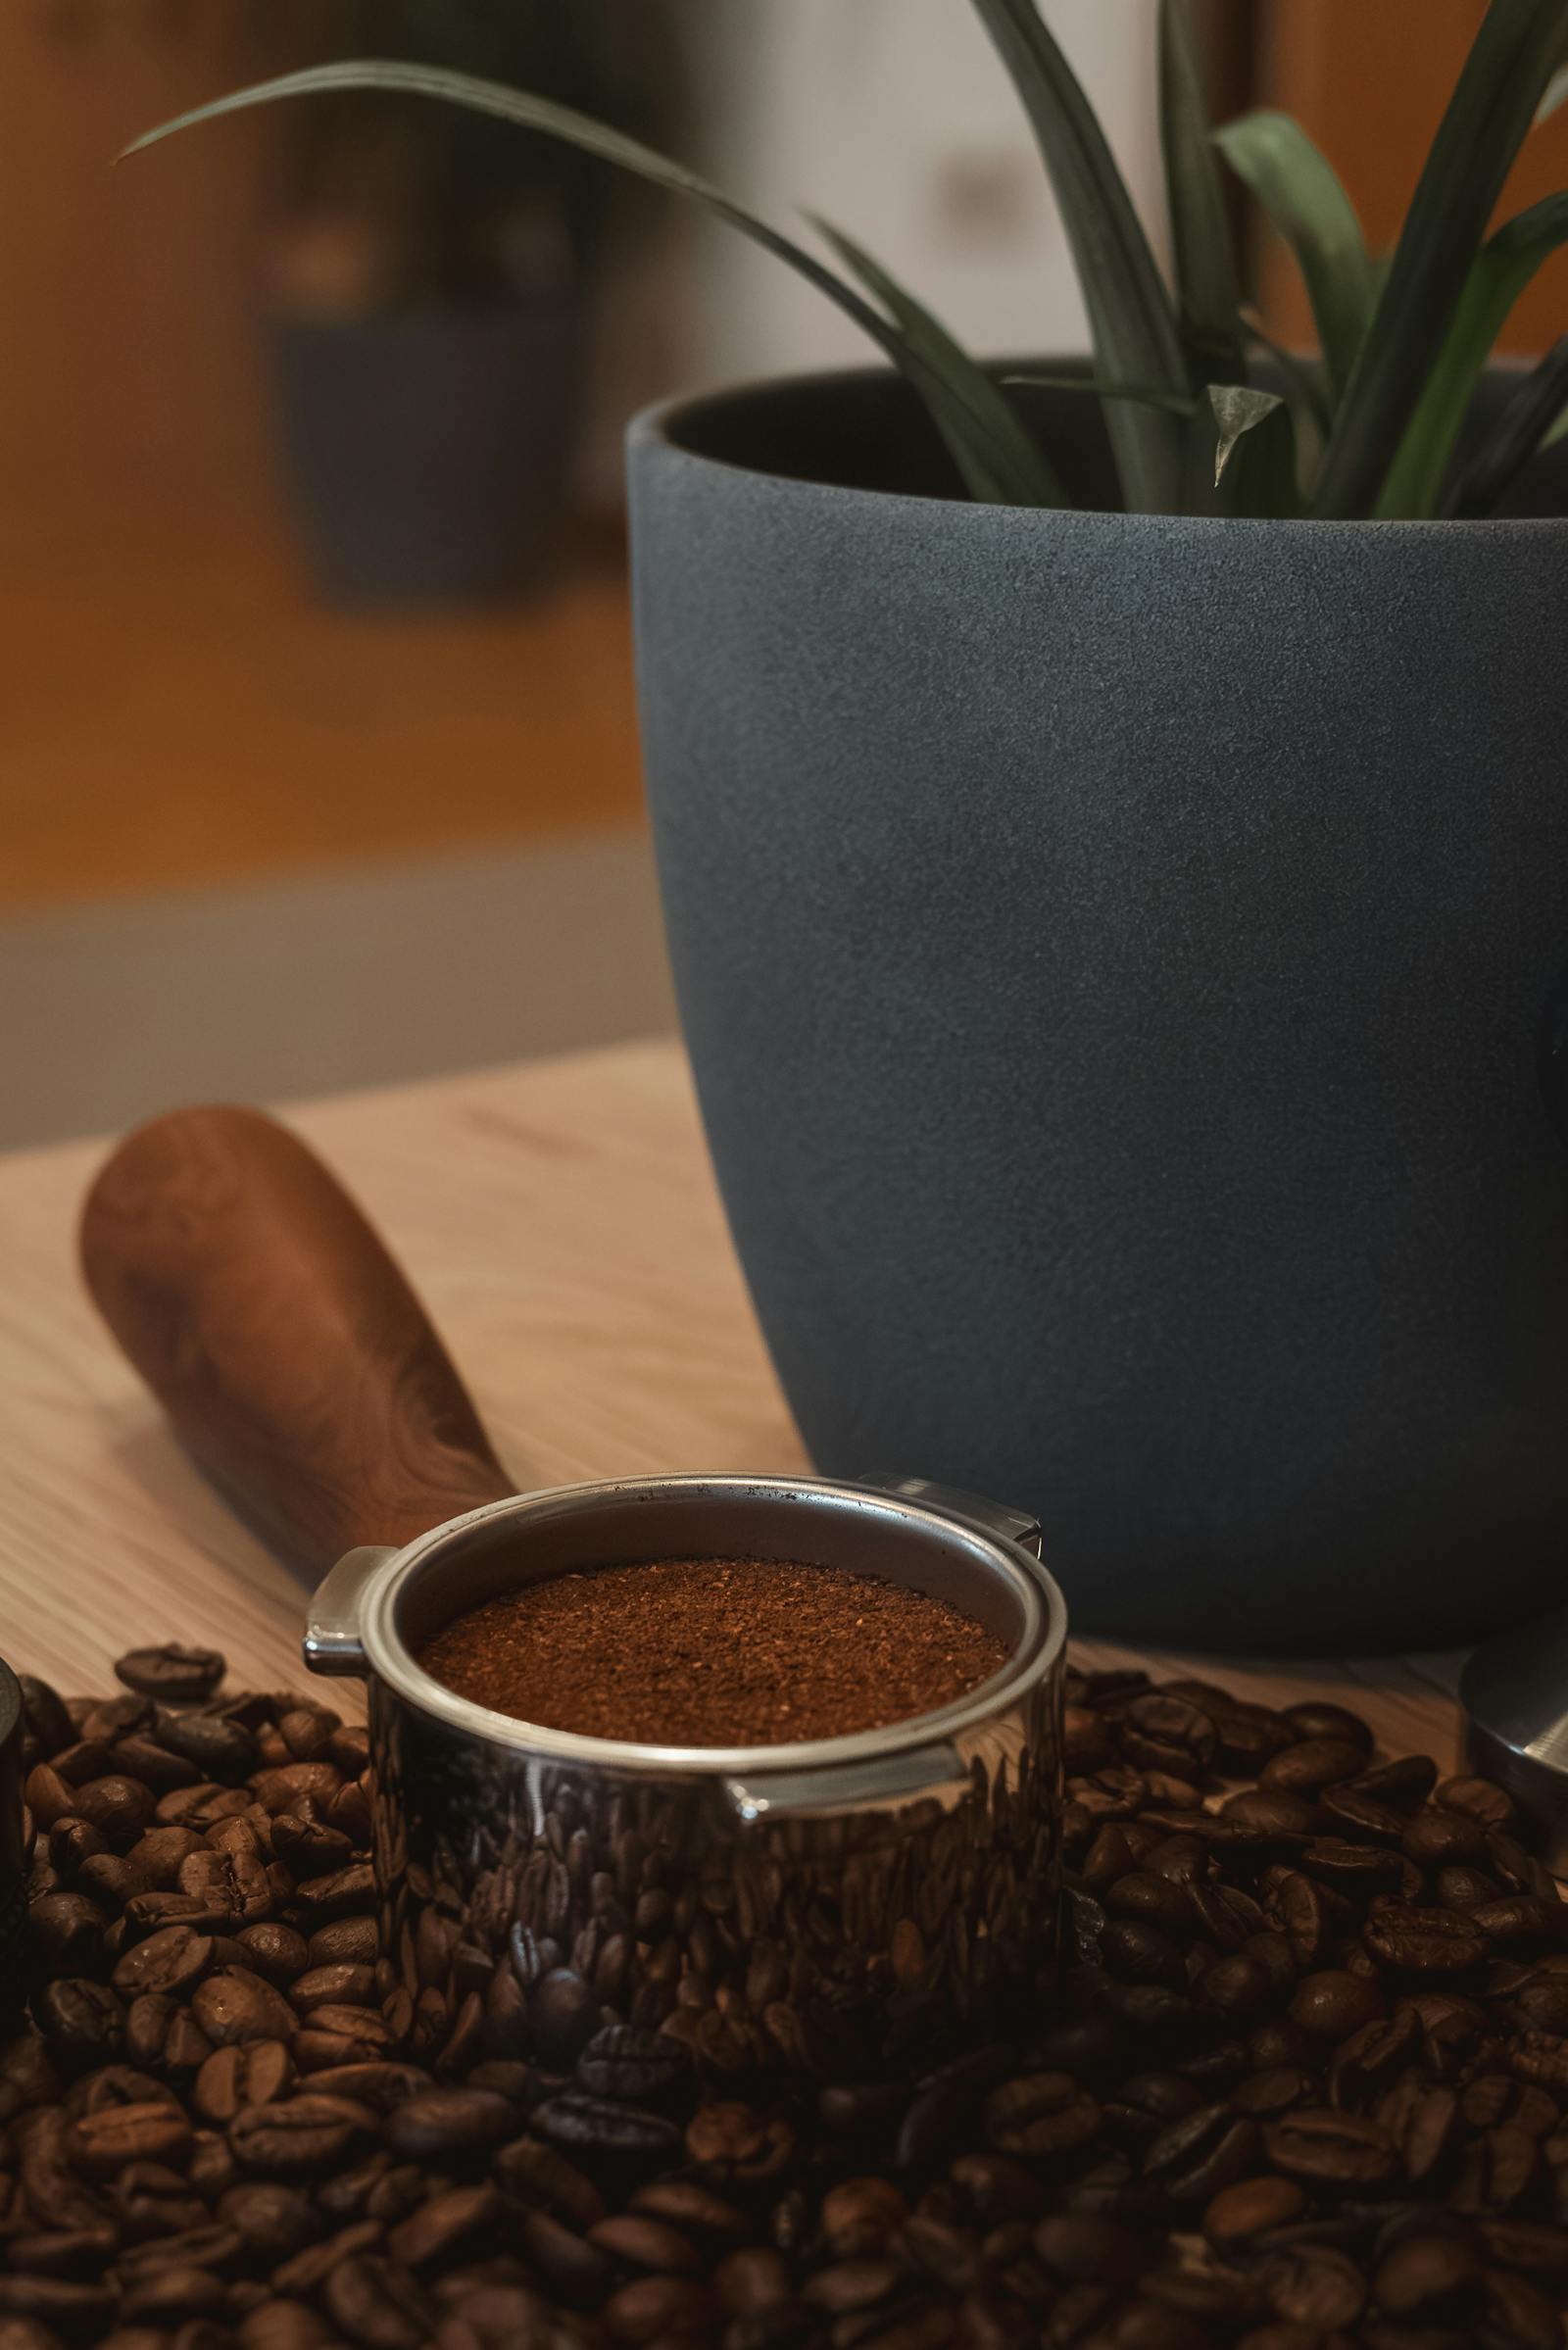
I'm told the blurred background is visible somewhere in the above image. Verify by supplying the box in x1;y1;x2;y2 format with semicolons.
2;0;1563;1147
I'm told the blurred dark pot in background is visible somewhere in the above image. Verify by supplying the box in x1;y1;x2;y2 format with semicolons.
627;361;1568;1656
269;294;582;609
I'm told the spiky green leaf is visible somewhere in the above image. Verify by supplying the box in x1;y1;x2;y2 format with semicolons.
968;0;1188;513
1212;110;1376;406
1441;331;1568;513
1004;371;1197;416
818;223;1068;507
122;62;1057;510
1312;0;1568;518
1377;189;1568;515
1158;0;1247;385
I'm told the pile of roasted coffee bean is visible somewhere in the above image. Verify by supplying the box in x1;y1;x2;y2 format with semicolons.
5;1645;1568;2350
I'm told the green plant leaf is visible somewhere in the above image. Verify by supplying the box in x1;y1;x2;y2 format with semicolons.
1440;330;1568;513
1004;370;1196;416
1312;0;1568;519
1536;56;1568;118
1158;0;1247;385
122;62;1058;510
1377;189;1568;515
818;223;1069;507
1212;110;1376;406
1239;310;1334;437
968;0;1188;513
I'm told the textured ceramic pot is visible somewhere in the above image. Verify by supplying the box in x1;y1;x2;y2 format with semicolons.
627;366;1568;1654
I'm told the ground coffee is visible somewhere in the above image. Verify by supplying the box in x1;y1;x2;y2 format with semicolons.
417;1556;1009;1744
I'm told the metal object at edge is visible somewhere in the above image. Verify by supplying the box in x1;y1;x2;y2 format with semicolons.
1460;1607;1568;1876
305;1472;1067;2083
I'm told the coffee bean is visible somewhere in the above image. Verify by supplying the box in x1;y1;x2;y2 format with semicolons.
1142;2103;1259;2203
194;2041;296;2126
1201;2175;1305;2244
228;2095;378;2175
322;2256;433;2350
383;2090;515;2162
1362;1905;1488;1976
1288;1971;1383;2041
115;1649;226;1705
67;2100;192;2175
601;2276;723;2342
1261;1739;1368;1795
1264;2108;1397;2188
388;2183;504;2270
33;1980;125;2071
984;2077;1102;2159
12;1647;1563;2350
112;1927;213;2000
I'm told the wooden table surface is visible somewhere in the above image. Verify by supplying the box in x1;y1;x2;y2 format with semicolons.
0;1039;1465;1767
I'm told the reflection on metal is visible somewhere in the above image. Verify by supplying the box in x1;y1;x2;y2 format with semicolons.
309;1472;1066;2081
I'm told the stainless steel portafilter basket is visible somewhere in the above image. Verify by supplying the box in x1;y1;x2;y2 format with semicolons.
79;1108;1067;2085
305;1473;1065;2082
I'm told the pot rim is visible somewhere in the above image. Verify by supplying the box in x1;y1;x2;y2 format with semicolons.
350;1473;1067;1778
628;357;1568;534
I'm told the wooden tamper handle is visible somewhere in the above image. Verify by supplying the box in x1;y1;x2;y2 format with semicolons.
79;1105;514;1576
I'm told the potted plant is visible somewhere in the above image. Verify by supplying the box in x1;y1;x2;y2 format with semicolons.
132;1;1568;1650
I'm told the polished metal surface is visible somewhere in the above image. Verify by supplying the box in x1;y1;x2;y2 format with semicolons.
1460;1606;1568;1876
307;1474;1066;2081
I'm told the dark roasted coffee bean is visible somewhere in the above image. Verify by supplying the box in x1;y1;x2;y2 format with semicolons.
538;2094;684;2161
33;1980;125;2070
601;2276;723;2343
116;1648;226;1704
218;2180;322;2259
112;1926;213;2000
1142;2102;1258;2204
1362;1904;1487;1975
322;2255;433;2350
1265;2108;1397;2189
1261;1739;1368;1795
27;1892;110;1977
1220;1791;1319;1839
227;2094;378;2174
154;1710;260;1785
68;2100;192;2175
190;1971;297;2047
383;2089;515;2161
1401;1809;1489;1869
389;2182;504;2270
1282;1702;1372;1750
984;2076;1101;2159
194;2040;296;2126
1288;1970;1383;2042
1202;2174;1305;2245
575;2025;687;2105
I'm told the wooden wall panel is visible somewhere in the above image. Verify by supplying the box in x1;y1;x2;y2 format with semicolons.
1253;0;1568;354
0;8;276;538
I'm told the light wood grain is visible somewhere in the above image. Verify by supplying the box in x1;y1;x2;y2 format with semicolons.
0;1040;1465;1772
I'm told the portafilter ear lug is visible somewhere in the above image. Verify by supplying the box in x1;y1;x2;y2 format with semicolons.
304;1545;399;1678
723;1739;970;1826
1459;1601;1568;1877
861;1476;1043;1558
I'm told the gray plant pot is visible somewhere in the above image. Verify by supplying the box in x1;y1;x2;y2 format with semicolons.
627;364;1568;1656
270;296;582;610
